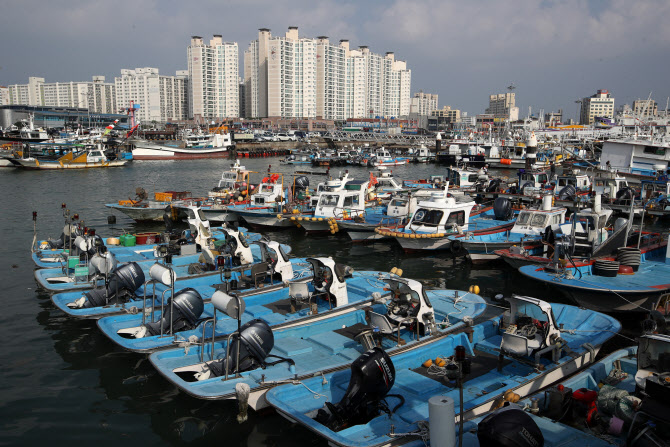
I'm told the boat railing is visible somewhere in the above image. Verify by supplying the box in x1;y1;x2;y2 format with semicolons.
141;263;176;335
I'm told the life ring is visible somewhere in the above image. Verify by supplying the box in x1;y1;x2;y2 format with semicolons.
450;239;463;253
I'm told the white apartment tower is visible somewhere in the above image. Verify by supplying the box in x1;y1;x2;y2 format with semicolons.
188;35;239;119
115;68;188;123
0;86;9;106
8;76;116;113
580;89;615;125
316;36;345;120
410;92;438;116
244;27;411;120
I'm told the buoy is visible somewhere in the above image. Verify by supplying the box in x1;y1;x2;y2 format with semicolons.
423;359;433;368
435;358;446;367
330;230;336;234
390;267;398;275
276;214;282;219
107;237;120;246
318;217;324;221
395;268;403;276
469;285;480;294
290;216;296;221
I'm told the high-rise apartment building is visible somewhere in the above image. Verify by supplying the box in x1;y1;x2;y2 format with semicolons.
8;76;116;113
580;89;615;125
410;92;438;116
188;36;239;119
244;27;411;120
632;99;658;118
115;68;188;123
0;86;9;106
486;92;518;121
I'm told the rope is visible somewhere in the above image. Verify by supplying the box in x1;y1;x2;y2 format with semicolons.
388;420;430;445
265;379;328;399
561;328;636;342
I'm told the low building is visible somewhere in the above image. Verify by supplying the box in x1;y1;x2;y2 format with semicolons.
0;105;128;130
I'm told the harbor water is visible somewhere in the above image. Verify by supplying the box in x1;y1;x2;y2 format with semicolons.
0;158;637;446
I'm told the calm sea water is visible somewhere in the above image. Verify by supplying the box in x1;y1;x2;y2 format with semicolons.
0;157;640;446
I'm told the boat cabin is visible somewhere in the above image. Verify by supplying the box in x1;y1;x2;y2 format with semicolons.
592;174;628;197
406;189;477;233
251;174;284;206
446;166;488;188
556;173;591;191
303;257;353;307
314;180;370;218
635;334;670;391
254;239;293;282
511;204;566;236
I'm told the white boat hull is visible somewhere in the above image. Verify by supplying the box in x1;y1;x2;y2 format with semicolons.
132;143;230;160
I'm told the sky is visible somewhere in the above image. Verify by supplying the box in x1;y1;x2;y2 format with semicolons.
1;0;669;120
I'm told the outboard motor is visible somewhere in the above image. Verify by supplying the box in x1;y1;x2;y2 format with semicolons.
314;347;396;432
477;405;544;447
68;262;145;308
486;178;502;193
88;251;117;277
615;186;635;205
493;197;513;221
558;184;576;201
198;319;276;380
135;288;204;337
294;175;309;190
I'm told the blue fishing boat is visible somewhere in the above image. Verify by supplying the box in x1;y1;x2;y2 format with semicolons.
35;221;285;292
461;334;669;447
51;240;302;319
447;195;567;262
148;276;487;409
265;295;620;447
97;257;390;353
519;238;670;313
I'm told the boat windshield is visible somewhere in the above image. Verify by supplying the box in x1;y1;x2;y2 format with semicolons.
530;213;549;228
260;184;274;193
638;338;670;371
412;208;444;226
238;231;249;248
319;194;339;207
516;211;531;225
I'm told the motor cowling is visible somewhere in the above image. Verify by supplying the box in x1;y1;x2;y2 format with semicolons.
77;262;145;308
477;405;544;447
615;186;635;205
142;288;204;336
203;319;274;378
294;176;309;190
314;347;395;432
493;197;513;221
558;185;576;201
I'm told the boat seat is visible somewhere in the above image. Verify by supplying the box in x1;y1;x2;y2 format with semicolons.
289;281;310;301
238;262;269;288
369;311;395;335
500;332;542;357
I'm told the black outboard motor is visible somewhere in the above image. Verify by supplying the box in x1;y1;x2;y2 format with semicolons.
314;347;395;432
487;178;502;193
294;175;309;190
493;197;513;221
615;186;635;205
477;405;544;447
558;184;576;201
74;262;145;308
205;319;275;377
142;288;203;336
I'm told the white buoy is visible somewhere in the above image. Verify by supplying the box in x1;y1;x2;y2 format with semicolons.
149;263;174;286
542;194;553;211
235;382;250;423
211;290;245;318
594;193;602;213
429;396;456;447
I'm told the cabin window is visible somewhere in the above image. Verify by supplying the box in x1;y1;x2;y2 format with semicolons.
343;196;353;207
320;195;338;207
517;212;531;225
538;174;548;183
468;174;479;182
391;199;408;207
352;196;360;207
413;209;443;225
644;146;666;156
261;185;273;193
446;211;465;226
552;215;562;225
531;214;548;227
